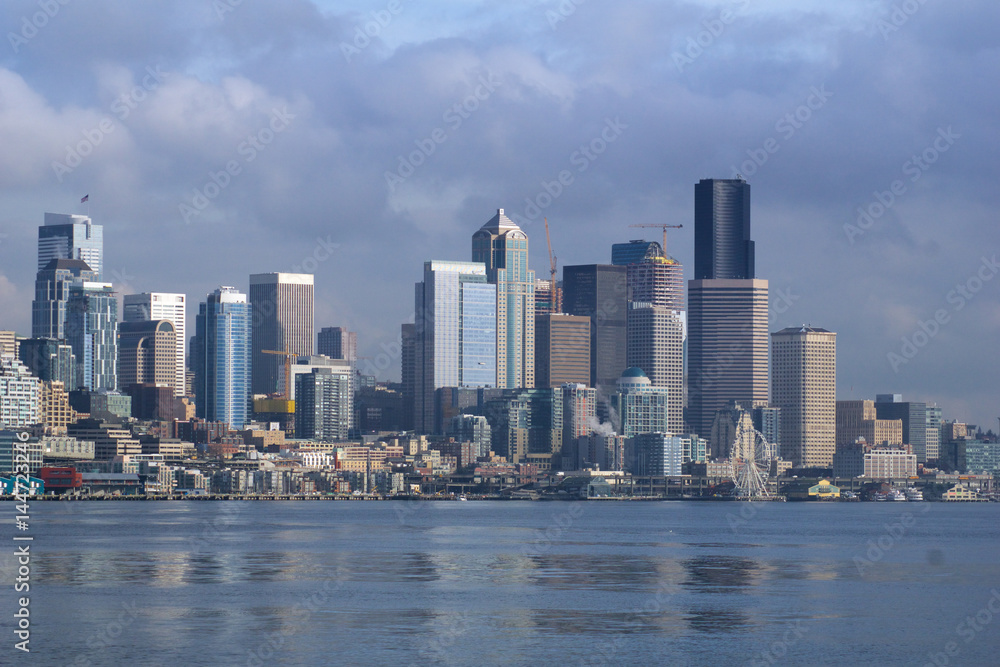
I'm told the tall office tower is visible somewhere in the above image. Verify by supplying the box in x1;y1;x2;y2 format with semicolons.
562;264;628;390
192;287;252;428
294;367;353;441
687;279;769;438
694;178;753;280
18;338;76;389
534;278;561;315
771;326;837;467
925;404;942;462
448;413;492;458
317;327;357;362
413;260;497;433
249;273;314;397
610;368;669;438
65;281;118;391
835;400;903;449
874;395;928;463
32;259;99;339
562;383;597;468
37;213;104;279
626;303;684;433
0;356;41;428
471;209;535;389
400;323;416;431
612;240;685;310
611;240;663;267
118;320;177;390
123;293;187;397
535;313;590;388
483;388;562;469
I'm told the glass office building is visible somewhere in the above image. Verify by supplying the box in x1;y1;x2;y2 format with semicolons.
65;281;118;391
38;213;103;279
193;287;252;429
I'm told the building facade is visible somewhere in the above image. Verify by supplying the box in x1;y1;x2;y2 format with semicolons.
193;287;252;429
37;213;103;279
694;178;753;281
611;368;669;438
0;357;41;428
18;338;76;389
471;209;535;390
249;273;314;396
317;327;357;362
65;281;118;392
771;327;836;467
875;395;928;463
123;293;187;397
118;320;177;391
294;367;353;442
31;259;98;341
413;260;497;432
535;313;590;388
562;264;628;390
626;302;684;433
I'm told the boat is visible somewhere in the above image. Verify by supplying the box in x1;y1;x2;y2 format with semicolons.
888;489;907;501
905;488;924;501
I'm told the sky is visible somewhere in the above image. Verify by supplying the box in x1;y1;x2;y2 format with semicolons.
0;0;997;428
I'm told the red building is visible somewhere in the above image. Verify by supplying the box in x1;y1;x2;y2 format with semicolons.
39;467;83;492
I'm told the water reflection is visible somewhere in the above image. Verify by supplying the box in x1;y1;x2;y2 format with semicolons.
684;608;750;633
682;555;759;592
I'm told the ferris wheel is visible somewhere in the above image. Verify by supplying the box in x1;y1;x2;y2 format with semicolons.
729;421;775;499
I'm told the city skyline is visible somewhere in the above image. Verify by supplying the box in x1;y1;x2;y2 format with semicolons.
0;1;996;426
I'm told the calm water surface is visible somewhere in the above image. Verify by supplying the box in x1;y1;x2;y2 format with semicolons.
3;501;999;666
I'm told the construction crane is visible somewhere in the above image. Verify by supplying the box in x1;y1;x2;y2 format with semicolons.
262;347;295;398
543;217;560;313
629;223;683;256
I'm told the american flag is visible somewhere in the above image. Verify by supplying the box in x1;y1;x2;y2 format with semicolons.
80;194;89;203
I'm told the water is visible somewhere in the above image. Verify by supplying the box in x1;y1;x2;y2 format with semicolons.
3;500;999;666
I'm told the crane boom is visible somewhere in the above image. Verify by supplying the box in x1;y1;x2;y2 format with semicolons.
628;223;682;256
262;347;294;398
544;217;560;313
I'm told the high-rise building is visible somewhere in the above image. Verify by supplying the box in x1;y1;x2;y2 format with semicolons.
535;313;590;388
835;400;903;449
317;327;357;362
123;293;187;397
413;260;497;433
874;395;928;463
192;287;252;428
752;406;782;451
118;320;177;391
694;178;753;280
611;240;664;267
32;259;99;340
611;367;669;438
562;264;628;390
613;240;685;311
562;383;597;468
249;273;314;396
400;323;416;431
483;388;562;469
771;326;837;468
687;279;769;438
0;356;41;428
37;213;103;279
471;209;535;389
448;414;492;458
65;281;118;392
925;404;942;462
626;303;684;433
0;331;15;358
18;338;76;389
534;278;561;315
629;432;684;476
294;367;353;442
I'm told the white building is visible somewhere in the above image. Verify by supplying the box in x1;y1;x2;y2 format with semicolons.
0;357;41;428
124;292;187;397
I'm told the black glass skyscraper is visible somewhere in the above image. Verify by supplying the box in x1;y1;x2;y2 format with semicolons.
694;178;754;280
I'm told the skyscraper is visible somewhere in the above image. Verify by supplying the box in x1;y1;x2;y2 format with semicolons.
249;273;314;396
118;320;177;390
37;213;104;279
317;326;357;362
687;177;767;440
32;259;98;340
193;287;251;428
875;395;928;463
694;178;753;280
65;281;118;391
0;356;41;429
626;303;684;433
535;313;590;388
123;293;187;397
562;264;628;390
413;260;497;432
294;367;353;442
471;209;535;389
771;326;837;467
18;338;76;389
687;279;769;438
611;368;669;438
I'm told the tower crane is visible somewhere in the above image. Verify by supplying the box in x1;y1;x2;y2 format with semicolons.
544;217;560;313
262;346;295;398
628;223;683;256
